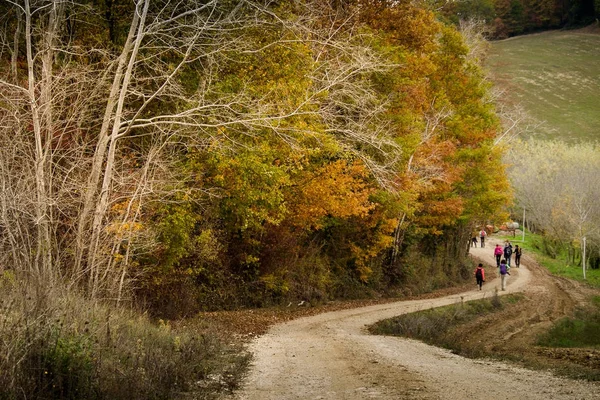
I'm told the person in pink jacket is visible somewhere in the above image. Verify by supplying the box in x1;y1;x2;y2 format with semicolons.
494;244;503;267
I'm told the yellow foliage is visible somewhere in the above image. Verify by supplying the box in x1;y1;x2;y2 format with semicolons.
288;160;376;230
260;274;289;295
106;221;144;235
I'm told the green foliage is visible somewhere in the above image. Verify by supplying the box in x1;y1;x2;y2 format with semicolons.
508;0;526;33
453;0;497;23
155;199;198;269
26;332;95;400
537;307;600;348
208;146;290;233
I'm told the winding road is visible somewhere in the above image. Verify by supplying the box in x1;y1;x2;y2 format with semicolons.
232;239;600;399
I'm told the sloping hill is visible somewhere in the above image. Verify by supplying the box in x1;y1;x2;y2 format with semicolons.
487;29;600;142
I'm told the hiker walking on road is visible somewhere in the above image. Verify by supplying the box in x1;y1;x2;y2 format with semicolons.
494;244;503;267
499;259;510;291
504;240;513;267
474;263;485;290
479;229;487;248
471;235;478;247
514;245;522;268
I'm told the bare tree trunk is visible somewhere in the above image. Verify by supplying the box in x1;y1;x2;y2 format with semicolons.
24;0;52;282
391;213;406;264
11;8;22;83
87;0;150;296
0;173;20;269
74;0;144;286
41;1;63;281
113;146;156;303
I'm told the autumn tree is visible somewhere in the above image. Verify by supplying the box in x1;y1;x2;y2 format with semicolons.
507;139;600;266
0;0;389;295
357;1;510;263
0;0;512;311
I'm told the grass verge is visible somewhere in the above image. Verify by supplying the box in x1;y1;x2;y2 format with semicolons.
496;231;600;288
369;292;523;358
537;296;600;349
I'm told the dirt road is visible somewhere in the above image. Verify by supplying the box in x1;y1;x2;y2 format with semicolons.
232;239;600;399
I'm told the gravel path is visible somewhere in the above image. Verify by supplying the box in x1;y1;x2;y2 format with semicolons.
232;240;600;399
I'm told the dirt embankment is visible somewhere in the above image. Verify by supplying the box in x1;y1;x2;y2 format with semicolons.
225;238;600;399
453;248;600;373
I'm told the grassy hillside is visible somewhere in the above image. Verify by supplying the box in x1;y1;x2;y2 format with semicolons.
487;30;600;142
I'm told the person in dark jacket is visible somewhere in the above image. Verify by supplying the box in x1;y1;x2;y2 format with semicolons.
474;263;485;290
503;241;513;267
514;245;522;267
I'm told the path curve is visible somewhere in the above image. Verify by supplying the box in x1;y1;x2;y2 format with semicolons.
233;239;600;399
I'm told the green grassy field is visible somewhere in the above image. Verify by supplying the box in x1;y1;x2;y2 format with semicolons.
487;30;600;142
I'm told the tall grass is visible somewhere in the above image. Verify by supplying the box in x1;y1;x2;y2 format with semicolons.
0;271;248;400
369;292;521;343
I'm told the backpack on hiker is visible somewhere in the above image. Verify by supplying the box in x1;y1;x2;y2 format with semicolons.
475;269;483;280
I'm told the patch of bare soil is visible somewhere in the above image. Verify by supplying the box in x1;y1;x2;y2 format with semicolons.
217;238;600;399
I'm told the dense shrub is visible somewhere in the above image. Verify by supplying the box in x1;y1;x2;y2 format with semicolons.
0;274;248;400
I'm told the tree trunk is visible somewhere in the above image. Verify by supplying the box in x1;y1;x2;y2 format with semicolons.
24;0;52;283
11;8;22;83
86;0;150;296
74;0;144;289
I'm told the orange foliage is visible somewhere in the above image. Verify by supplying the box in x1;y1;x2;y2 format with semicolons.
357;0;510;236
287;160;375;230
